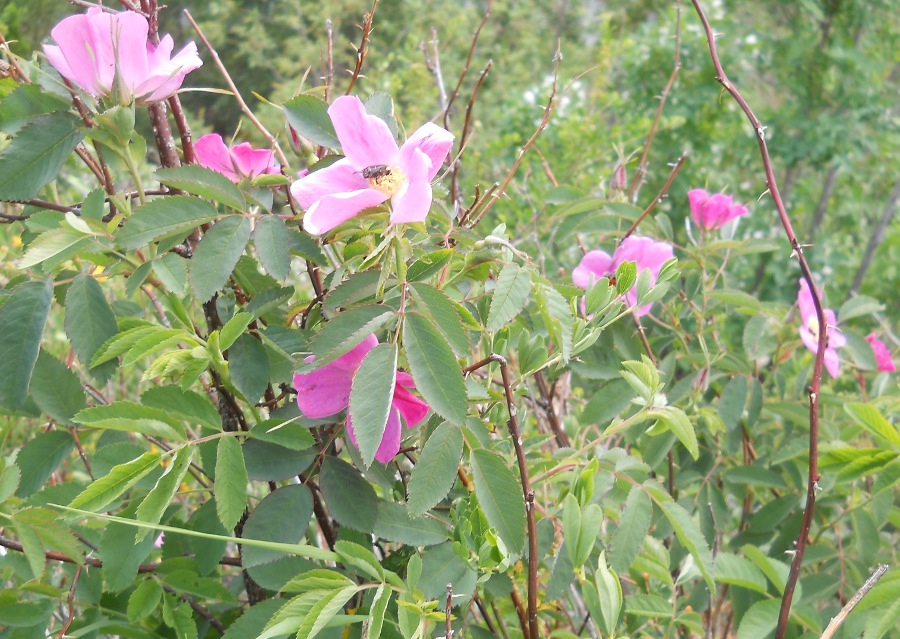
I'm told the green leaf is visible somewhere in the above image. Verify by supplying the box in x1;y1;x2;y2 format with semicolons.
282;569;356;593
718;376;748;430
135;446;194;539
470;448;526;554
487;264;532;332
403;312;466;425
649;406;699;460
18;226;96;269
306;305;397;370
373;501;448;546
214;436;248;531
658;500;715;590
243;439;315;481
74;402;187;441
609;484;652;572
408;283;469;357
15;430;74;497
254;215;291;281
64;274;118;382
334;540;387;582
367;584;392;639
594;551;623;636
295;585;360;639
228;333;270;403
839;295;884;321
845;403;900;449
0;461;20;503
219;312;253;351
0;112;83;201
743;314;777;361
862;598;900;639
615;260;638;295
154;253;188;295
535;282;574;362
68;451;162;512
325;270;382;310
0;279;52;409
243;485;314;568
319;457;378;532
407;422;463;517
117;195;218;249
283;94;340;148
190;215;252;301
289;229;328;266
90;323;159;367
121;328;190;366
140;386;222;431
0;83;70;134
349;343;397;467
155;165;245;210
0;599;54;628
714;552;768;594
127;580;164;622
736;599;779;639
29;351;86;425
563;494;602;568
709;289;762;312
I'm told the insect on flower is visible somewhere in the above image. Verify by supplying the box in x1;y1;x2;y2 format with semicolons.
360;164;392;180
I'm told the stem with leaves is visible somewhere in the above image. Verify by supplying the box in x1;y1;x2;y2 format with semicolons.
688;3;830;637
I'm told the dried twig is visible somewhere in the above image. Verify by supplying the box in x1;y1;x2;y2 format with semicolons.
819;564;889;639
344;0;379;96
621;153;687;242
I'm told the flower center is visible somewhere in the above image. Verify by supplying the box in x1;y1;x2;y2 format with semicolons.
805;316;820;340
363;164;405;196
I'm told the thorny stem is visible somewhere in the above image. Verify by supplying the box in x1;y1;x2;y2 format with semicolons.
446;584;454;639
464;355;539;639
58;564;82;639
344;0;379;96
452;60;493;213
621;153;686;242
628;0;683;201
689;4;830;637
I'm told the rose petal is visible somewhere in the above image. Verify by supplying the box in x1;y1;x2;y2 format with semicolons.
231;142;277;178
824;348;841;378
402;122;454;180
392;383;430;428
573;250;614;289
390;149;433;224
293;336;378;417
290;159;369;209
329;95;400;169
114;11;154;97
194;134;240;181
303;190;389;235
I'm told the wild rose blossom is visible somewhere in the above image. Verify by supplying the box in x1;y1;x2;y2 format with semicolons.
573;236;674;316
797;279;846;378
44;7;202;105
865;333;896;372
194;134;279;183
688;189;749;230
293;335;429;463
290;95;455;235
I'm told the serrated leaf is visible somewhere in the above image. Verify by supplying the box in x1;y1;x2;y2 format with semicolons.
127;580;164;622
373;501;448;546
334;540;386;582
736;599;779;639
228;333;270;403
121;328;189;366
64;274;118;382
319;457;378;533
743;314;776;361
295;585;360;639
649;406;699;459
254;215;291;281
0;112;83;200
284;94;340;148
403;312;466;425
839;295;884;321
74;402;187;440
658;500;715;590
408;283;469;357
118;196;218;249
470;448;525;554
219;312;253;351
281;569;356;593
15;430;74;497
305;305;396;370
487;264;532;331
714;552;768;594
289;229;328;265
0;279;52;410
0;461;21;503
366;584;391;639
349;343;397;467
18;226;95;269
135;446;194;539
536;283;573;362
845;403;900;448
190;215;252;301
214;437;248;531
90;323;158;367
407;422;463;517
609;484;652;572
68;451;162;512
29;351;86;425
242;484;314;568
155;165;245;210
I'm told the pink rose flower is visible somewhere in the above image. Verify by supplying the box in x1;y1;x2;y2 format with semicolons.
44;7;202;105
194;134;279;183
293;335;430;463
865;333;896;372
797;279;846;378
573;236;674;316
290;95;455;235
688;189;749;230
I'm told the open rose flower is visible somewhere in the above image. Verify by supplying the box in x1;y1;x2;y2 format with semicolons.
688;189;749;230
44;7;202;105
573;236;674;316
797;279;846;378
293;335;430;463
194;133;279;183
865;333;896;372
290;95;455;235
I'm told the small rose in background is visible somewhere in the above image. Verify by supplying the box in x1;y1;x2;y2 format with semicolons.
573;236;674;317
293;335;430;463
44;7;202;105
866;333;896;372
291;95;454;235
194;134;279;183
797;279;846;378
688;189;749;230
